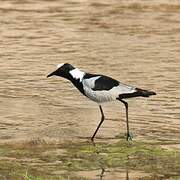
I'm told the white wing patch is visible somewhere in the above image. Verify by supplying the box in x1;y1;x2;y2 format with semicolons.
83;82;136;103
69;68;85;82
116;83;136;94
82;76;101;89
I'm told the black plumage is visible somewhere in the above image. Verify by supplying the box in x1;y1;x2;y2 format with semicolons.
47;63;156;142
92;75;119;91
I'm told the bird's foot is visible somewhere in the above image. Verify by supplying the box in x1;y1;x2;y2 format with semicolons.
90;137;96;146
90;136;94;142
126;132;133;141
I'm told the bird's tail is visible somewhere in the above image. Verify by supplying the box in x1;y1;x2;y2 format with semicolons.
135;88;156;97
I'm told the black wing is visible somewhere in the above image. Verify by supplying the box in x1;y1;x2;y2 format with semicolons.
84;73;119;91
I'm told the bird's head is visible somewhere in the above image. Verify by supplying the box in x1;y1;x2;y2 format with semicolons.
47;63;75;78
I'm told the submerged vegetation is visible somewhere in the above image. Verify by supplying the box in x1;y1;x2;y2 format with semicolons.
0;140;179;179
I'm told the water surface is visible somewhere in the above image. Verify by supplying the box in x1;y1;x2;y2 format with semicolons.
0;0;180;179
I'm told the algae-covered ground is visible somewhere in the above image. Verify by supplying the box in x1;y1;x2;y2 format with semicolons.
0;139;179;180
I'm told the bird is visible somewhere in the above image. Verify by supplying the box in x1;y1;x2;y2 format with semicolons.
47;63;156;141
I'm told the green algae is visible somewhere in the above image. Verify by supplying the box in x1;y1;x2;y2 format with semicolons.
0;140;179;179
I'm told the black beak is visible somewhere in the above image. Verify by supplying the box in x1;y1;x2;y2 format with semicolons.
47;71;55;78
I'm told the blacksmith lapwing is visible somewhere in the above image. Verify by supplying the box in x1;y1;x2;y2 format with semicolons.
47;63;156;141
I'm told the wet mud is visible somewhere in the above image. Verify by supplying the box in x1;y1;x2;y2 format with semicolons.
0;0;180;179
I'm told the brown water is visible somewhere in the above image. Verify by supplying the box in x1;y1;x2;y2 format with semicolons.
0;0;180;179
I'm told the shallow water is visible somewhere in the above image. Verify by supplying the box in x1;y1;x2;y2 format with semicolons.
0;0;180;179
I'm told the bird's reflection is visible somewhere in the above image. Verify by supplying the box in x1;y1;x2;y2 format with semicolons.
99;167;129;180
126;168;129;180
89;141;131;180
99;167;105;179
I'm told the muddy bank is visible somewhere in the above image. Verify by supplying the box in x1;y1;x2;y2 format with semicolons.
0;0;180;179
0;139;179;179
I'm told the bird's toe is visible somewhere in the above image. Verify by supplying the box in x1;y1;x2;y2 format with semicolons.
126;132;133;141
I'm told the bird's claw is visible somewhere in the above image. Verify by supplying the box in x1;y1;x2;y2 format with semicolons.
126;132;133;141
90;137;96;146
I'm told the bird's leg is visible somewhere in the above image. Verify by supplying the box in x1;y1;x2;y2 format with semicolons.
120;100;133;141
91;105;105;142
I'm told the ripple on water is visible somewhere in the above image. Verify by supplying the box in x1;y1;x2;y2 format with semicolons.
0;0;180;146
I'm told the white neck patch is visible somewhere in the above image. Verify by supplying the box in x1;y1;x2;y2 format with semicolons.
69;68;85;82
57;63;65;68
